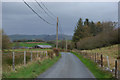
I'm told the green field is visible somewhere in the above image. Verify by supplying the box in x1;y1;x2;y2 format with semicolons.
3;48;52;53
13;42;52;47
3;42;54;53
2;42;55;53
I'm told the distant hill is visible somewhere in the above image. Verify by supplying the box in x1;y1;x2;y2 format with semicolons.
8;34;72;41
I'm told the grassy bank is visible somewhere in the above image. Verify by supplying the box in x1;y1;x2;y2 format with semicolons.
71;52;114;79
3;55;61;78
80;44;119;71
81;44;118;58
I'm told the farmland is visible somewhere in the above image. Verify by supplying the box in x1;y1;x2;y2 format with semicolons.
4;49;51;51
3;42;54;53
12;42;52;47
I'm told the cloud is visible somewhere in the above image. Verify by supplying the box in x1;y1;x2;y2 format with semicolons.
2;2;118;35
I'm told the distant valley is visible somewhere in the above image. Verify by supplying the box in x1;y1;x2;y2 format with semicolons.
8;34;72;41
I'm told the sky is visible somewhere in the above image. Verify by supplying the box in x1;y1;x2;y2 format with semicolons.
2;2;118;35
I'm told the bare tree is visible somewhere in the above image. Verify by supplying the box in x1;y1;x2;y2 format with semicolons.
2;30;11;49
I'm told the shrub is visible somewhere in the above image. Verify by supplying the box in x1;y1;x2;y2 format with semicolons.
77;28;119;50
53;48;59;56
47;50;54;59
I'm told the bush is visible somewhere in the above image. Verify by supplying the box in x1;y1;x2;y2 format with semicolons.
58;40;75;50
59;49;65;52
47;50;54;59
77;28;119;50
53;48;59;56
2;33;12;49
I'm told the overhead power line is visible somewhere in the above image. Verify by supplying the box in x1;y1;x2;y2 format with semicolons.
31;2;43;13
58;19;66;40
34;0;56;21
40;1;57;18
23;0;54;25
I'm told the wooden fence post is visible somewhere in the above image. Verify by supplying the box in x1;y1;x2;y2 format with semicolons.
92;53;93;60
118;59;120;80
44;51;45;56
87;53;90;59
43;51;44;56
37;51;38;58
115;60;117;78
97;53;98;62
90;53;91;59
91;53;92;60
106;56;110;69
24;51;26;66
92;53;93;61
95;53;96;62
87;53;88;58
101;54;103;67
12;52;15;71
40;51;42;58
85;53;86;57
46;51;47;57
90;53;92;60
31;51;32;61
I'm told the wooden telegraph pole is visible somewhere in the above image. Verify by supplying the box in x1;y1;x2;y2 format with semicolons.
66;40;67;51
118;2;120;79
56;17;58;49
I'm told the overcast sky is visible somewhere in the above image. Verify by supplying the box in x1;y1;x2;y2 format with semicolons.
2;2;118;35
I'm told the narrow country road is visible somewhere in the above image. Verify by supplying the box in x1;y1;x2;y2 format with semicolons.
37;52;95;78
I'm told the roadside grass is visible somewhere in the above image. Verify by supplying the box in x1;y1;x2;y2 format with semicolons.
71;52;114;79
3;55;61;78
81;44;119;71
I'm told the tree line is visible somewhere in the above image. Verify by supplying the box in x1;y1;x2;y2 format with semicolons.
13;39;44;42
72;18;119;50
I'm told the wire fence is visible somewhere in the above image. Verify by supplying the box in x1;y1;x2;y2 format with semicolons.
72;50;120;79
2;50;56;72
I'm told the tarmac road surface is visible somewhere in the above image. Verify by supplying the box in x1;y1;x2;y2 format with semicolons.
37;52;95;78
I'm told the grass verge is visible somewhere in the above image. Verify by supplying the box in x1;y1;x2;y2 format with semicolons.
71;51;115;80
3;55;61;78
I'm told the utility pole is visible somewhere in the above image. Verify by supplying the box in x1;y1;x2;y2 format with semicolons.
66;39;67;51
56;17;58;49
118;2;120;80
